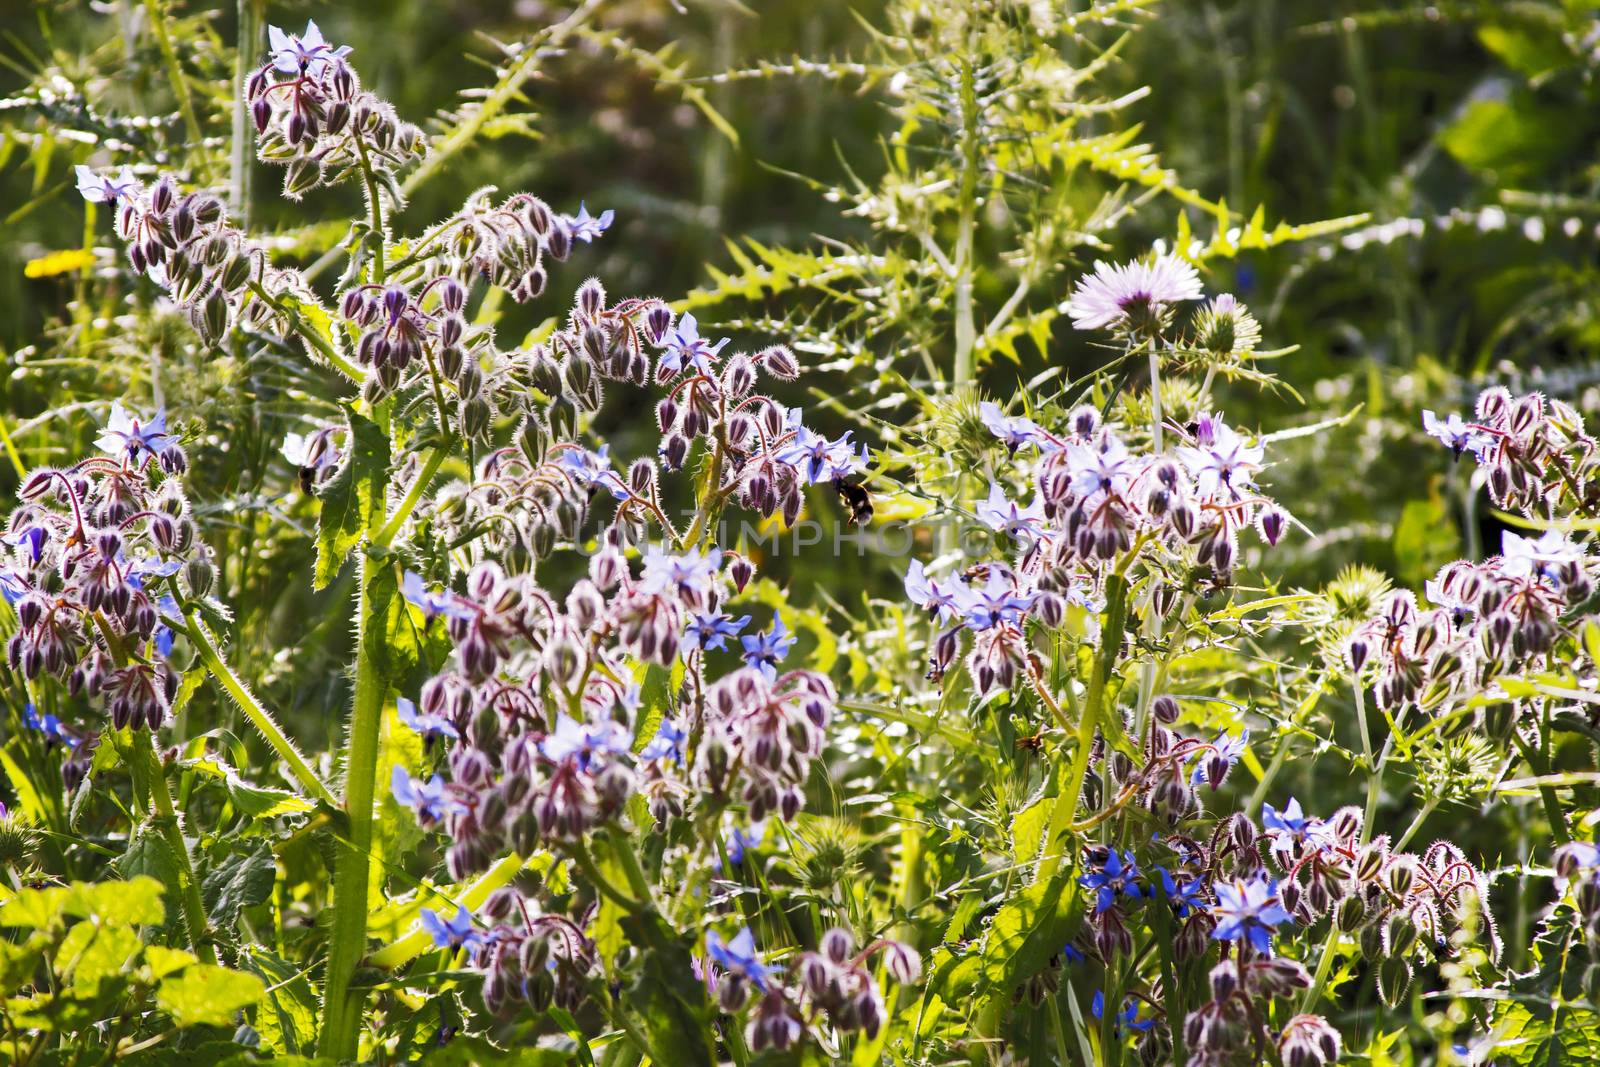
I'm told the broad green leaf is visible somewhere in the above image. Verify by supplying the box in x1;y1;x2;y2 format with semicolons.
314;406;390;590
623;911;715;1065
978;868;1083;997
0;746;47;824
61;921;141;996
202;844;276;928
67;876;167;927
242;948;320;1056
0;884;69;928
156;964;266;1027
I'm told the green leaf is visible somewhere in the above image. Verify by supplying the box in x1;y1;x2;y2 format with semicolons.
242;948;320;1056
623;912;716;1065
421;1038;572;1066
156;964;266;1027
67;875;167;927
0;746;47;823
314;405;391;590
61;920;141;996
202;844;276;929
977;868;1083;997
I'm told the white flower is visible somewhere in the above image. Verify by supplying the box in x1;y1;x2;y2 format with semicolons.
1065;254;1203;331
1178;421;1263;500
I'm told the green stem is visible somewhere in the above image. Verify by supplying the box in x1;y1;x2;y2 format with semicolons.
1354;676;1379;845
230;0;264;223
374;442;451;548
317;554;389;1060
134;730;217;966
1510;729;1571;845
1153;907;1186;1067
182;609;333;805
1037;574;1129;883
950;54;980;386
354;136;386;284
142;0;205;154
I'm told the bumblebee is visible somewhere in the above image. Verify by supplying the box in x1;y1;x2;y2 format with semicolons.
833;477;873;525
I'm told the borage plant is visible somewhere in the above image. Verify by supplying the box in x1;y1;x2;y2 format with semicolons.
8;15;919;1065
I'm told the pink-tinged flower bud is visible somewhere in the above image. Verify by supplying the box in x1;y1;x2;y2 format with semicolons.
821;927;854;964
642;303;672;344
545;223;572;262
882;941;921;984
577;277;605;319
1151;694;1180;724
1169;501;1198;540
251;96;271;134
729;555;755;593
660;433;689;472
1033;590;1065;627
1257;506;1287;546
1070;405;1100;438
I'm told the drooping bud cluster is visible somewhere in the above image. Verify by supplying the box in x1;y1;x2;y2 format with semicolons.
2;403;206;732
699;924;919;1052
75;165;313;347
1425;387;1597;514
246;20;424;197
392;541;836;880
1344;386;1600;733
908;404;1286;693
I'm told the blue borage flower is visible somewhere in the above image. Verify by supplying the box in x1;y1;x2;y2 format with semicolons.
1079;848;1144;914
903;559;963;622
961;570;1036;631
639;546;722;607
1154;867;1208;917
391;766;459;825
1211;875;1293;954
740;616;794;680
686;611;751;652
975;483;1046;544
638;716;686;763
420;905;484;952
6;525;46;565
1501;529;1582;584
397;696;459;742
658;312;730;378
774;425;867;486
96;401;174;465
1190;730;1250;789
978;401;1047;453
566;201;614;244
401;571;471;623
540;714;631;770
714;822;765;869
266;19;352;78
555;444;628;501
23;703;73;747
74;165;141;204
1091;991;1156;1035
1176;416;1264;502
705;926;774;992
1422;409;1490;461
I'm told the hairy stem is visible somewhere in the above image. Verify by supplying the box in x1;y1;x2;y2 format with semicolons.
318;553;388;1059
182;609;334;805
230;0;264;222
134;730;217;966
142;0;205;153
1037;573;1129;883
